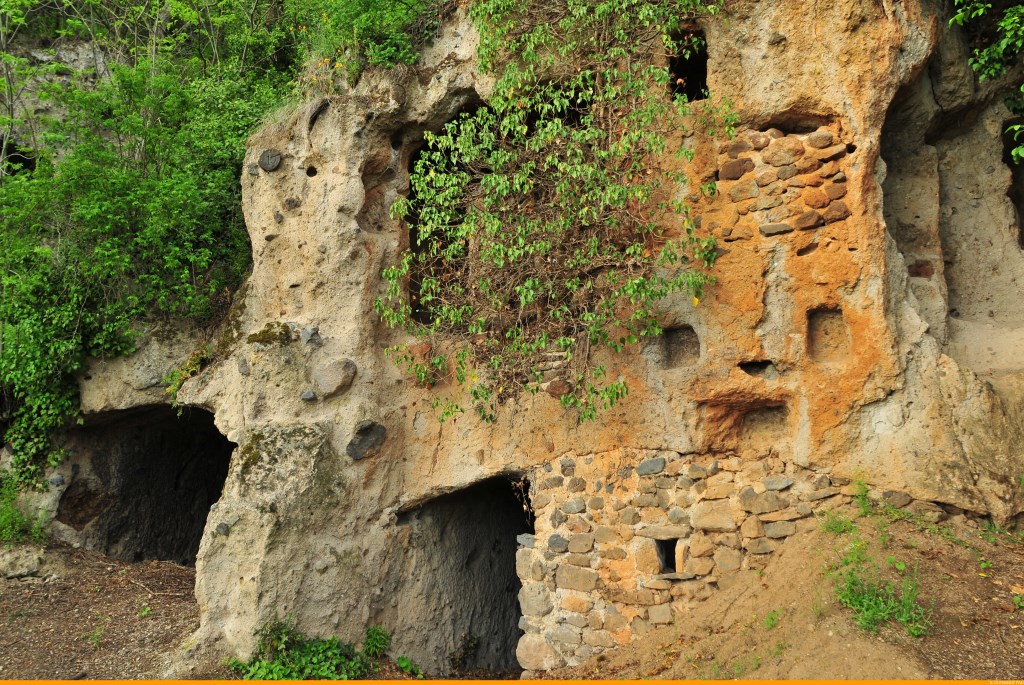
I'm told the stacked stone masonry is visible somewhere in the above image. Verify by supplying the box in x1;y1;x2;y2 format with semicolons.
515;449;946;673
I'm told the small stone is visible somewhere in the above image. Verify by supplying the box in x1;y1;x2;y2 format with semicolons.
882;491;912;508
644;579;672;590
762;137;806;166
258;149;282;172
264;233;279;242
300;390;317;401
738;487;787;514
300;327;323;346
754;195;784;211
793;210;824;230
567;477;586;492
714;547;743;573
563;498;586;514
748;131;771;149
566;553;592;567
619;507;640;525
727;139;754;158
686;464;708;479
744;537;776;554
561;595;594;613
588;496;604;510
556;564;599;592
717;532;740;548
519;584;553;617
813;143;848;161
636;457;666;476
633;494;658;508
833;171;847;182
825;183;848;200
803;188;830;209
720;158;755;180
583;629;615;648
764;520;797;538
274;210;284;224
568;533;595;554
683;557;715;576
237;357;251;376
763;475;794;491
755;167;778;186
806;129;834;148
777;164;798;180
689;532;714;557
517;534;537;548
312;359;357;398
691;501;738;531
636;525;692;539
548;535;570;553
703;484;735;499
759;223;793;237
648;603;674;624
215;522;230;536
49;474;65;488
740;516;764;538
346;420;386;460
550;510;567;527
728;180;759;202
599;547;627;560
668;508;689;525
594;526;617;544
823;201;851;223
564;613;588;628
795;156;822;173
805;487;840;501
517;635;564;671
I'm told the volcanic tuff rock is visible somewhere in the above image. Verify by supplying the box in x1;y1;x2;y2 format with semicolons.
16;0;1024;676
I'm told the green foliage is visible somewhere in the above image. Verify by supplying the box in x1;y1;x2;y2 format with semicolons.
377;0;729;422
831;532;932;637
821;510;855;535
361;624;391;659
951;1;1024;161
0;466;41;540
761;609;781;630
229;620;391;680
397;655;424;678
163;345;213;407
284;0;444;85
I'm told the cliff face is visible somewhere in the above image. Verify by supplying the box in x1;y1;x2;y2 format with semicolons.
37;0;1024;675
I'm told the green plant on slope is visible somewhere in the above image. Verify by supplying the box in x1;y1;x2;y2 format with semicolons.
0;468;35;541
228;620;392;680
376;0;730;423
831;534;933;637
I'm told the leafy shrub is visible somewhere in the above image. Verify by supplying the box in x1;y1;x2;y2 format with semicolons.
0;469;42;542
229;620;393;680
376;0;730;422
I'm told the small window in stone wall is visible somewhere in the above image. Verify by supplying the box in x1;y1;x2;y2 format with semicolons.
668;30;709;102
662;325;701;369
807;306;851;363
655;539;680;573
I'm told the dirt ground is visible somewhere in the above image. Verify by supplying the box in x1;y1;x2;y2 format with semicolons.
1;503;1022;680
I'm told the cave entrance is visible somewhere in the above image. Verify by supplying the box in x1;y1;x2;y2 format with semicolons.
56;405;234;565
668;30;709;102
397;475;534;674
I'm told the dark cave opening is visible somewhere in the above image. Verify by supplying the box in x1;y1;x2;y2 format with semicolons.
668;30;709;102
56;405;234;565
398;475;534;673
1;137;36;175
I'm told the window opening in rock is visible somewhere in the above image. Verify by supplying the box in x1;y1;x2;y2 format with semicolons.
739;360;778;379
1002;118;1024;248
55;405;234;565
395;475;534;674
807;306;851;363
655;538;679;573
668;30;708;102
662;325;700;368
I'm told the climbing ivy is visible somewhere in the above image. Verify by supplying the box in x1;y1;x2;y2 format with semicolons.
951;1;1024;160
376;0;730;421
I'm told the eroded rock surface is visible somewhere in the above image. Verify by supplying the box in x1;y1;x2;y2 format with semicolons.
36;0;1024;676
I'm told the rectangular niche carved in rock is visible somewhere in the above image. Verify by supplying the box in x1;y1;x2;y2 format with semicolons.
807;306;851;363
655;538;682;573
740;404;789;443
662;325;701;369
